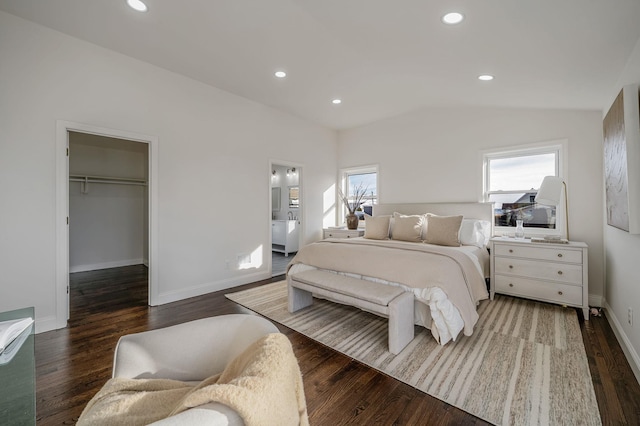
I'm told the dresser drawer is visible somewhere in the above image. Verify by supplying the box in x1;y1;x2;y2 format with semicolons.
493;244;581;263
494;257;583;285
494;275;582;306
323;229;364;239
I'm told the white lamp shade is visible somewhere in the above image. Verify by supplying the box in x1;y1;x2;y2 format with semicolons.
535;176;564;206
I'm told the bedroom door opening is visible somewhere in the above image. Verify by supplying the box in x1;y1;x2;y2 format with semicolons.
56;120;159;330
270;162;302;277
67;131;149;318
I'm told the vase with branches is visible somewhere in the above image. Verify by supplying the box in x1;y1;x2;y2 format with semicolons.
338;182;369;229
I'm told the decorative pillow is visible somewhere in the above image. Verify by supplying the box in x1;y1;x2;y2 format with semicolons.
364;215;391;240
478;220;491;246
459;219;492;248
390;214;424;242
392;212;428;239
424;214;463;247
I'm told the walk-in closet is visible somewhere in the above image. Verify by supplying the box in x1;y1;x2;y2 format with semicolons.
68;132;149;313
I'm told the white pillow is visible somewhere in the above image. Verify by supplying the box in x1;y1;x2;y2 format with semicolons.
478;220;491;246
459;219;492;248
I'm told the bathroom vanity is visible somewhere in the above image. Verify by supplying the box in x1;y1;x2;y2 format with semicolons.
272;220;299;256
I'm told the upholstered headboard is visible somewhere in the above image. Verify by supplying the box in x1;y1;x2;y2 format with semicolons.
373;202;494;234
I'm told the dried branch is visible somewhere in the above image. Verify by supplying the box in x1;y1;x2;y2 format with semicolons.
338;182;369;214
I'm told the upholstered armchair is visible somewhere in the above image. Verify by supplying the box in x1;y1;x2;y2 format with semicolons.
113;314;281;425
78;314;309;426
112;314;279;381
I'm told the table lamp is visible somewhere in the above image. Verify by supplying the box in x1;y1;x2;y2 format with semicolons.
535;175;569;240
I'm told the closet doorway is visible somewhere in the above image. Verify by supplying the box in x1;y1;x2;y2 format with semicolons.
55;120;159;330
68;132;149;317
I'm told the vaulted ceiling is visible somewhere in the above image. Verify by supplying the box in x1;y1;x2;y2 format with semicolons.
2;0;639;129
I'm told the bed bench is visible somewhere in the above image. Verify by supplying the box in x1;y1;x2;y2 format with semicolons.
287;269;414;354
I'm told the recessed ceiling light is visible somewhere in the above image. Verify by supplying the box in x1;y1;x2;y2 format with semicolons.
332;99;342;105
478;74;494;81
274;71;287;78
442;12;464;25
126;0;148;12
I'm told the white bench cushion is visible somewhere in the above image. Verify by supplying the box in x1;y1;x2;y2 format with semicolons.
288;270;415;354
291;269;403;306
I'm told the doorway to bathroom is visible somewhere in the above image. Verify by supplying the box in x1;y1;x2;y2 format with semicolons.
270;163;302;276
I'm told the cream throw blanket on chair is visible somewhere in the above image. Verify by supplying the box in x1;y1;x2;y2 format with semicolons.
77;333;309;426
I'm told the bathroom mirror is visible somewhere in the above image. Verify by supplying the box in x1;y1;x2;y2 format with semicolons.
288;186;299;208
272;187;281;211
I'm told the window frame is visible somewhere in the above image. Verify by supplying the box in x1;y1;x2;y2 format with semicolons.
482;140;568;238
339;164;379;226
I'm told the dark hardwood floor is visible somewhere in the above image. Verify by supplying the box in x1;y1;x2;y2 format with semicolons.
35;265;640;425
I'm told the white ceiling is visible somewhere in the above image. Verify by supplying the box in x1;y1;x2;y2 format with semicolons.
2;0;640;130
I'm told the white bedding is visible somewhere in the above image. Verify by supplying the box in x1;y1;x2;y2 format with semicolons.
287;239;489;345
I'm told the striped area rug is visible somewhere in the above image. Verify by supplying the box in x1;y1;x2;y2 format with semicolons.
226;281;601;425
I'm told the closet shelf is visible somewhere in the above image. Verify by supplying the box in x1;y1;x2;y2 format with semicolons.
69;174;147;193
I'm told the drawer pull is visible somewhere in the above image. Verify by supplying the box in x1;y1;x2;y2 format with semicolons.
557;270;563;275
509;283;514;287
509;249;513;253
509;265;513;269
557;253;563;258
558;291;563;295
347;235;351;238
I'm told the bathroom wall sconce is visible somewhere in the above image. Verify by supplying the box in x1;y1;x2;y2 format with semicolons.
286;167;296;177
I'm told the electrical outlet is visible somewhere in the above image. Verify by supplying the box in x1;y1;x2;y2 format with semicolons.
628;308;633;326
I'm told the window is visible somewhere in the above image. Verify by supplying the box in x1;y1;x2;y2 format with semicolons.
483;142;566;236
340;165;378;220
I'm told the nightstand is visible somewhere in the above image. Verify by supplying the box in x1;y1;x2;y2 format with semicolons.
323;228;365;239
489;237;589;319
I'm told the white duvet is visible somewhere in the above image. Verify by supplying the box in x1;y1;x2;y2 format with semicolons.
288;241;489;345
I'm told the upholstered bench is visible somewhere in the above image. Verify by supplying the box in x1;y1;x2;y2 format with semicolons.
288;269;414;354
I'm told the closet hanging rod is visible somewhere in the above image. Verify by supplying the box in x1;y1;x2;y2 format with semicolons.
69;178;147;186
69;174;147;186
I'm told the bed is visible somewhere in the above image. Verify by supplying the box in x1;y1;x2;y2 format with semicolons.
286;202;493;345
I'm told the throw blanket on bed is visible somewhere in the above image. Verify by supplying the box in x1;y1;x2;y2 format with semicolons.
77;333;309;426
287;238;488;344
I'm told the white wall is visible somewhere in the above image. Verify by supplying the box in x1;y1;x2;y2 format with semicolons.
0;11;337;331
69;133;148;272
602;37;640;382
337;107;604;303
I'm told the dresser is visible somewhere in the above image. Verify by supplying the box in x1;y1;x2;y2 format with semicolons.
489;237;589;319
323;228;365;239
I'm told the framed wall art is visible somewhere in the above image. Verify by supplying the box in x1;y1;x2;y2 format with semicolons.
603;84;640;234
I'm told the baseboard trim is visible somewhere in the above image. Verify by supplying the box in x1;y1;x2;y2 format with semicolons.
70;259;144;273
152;270;271;306
34;314;59;334
604;301;640;385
